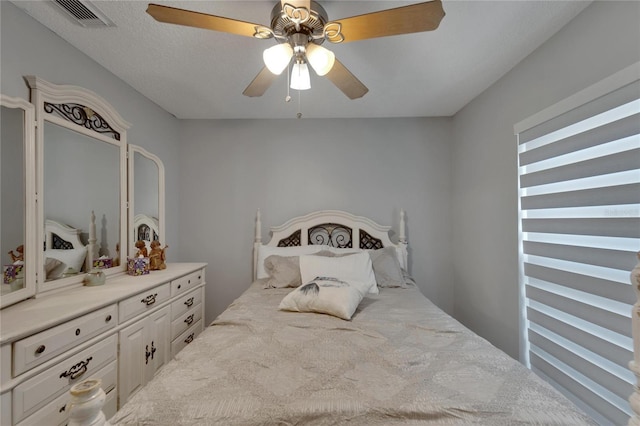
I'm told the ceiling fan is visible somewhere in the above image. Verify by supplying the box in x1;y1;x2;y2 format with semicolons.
146;1;445;100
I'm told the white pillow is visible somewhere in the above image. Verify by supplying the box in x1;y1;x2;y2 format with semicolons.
256;245;327;279
45;247;87;279
329;246;405;270
327;247;362;256
279;277;369;320
299;251;378;295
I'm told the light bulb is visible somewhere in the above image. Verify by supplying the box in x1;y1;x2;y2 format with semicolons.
306;43;335;76
263;44;293;75
290;62;311;90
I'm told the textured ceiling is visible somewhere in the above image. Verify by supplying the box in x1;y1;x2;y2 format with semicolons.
12;1;592;119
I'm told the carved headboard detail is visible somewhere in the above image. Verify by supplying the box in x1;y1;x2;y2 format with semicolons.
276;230;301;247
308;223;353;248
255;209;407;278
359;230;384;250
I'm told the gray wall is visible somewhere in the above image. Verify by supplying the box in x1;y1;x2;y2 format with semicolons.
0;1;181;254
177;118;453;324
450;1;640;360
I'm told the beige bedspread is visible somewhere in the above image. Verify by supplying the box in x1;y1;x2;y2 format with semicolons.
111;282;595;425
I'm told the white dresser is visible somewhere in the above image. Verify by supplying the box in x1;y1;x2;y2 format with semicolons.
0;263;206;426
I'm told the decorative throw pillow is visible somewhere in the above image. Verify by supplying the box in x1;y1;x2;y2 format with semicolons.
278;277;369;320
299;251;378;295
264;255;300;288
263;250;338;288
256;245;328;279
369;246;407;288
44;247;87;279
44;257;63;279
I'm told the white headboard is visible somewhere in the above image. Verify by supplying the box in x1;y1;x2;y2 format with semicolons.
253;209;408;279
45;218;93;272
133;213;159;250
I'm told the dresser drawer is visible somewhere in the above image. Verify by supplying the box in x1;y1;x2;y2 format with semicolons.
171;304;202;340
103;386;117;422
171;320;202;358
12;383;118;426
171;270;203;297
171;287;202;321
119;283;170;323
1;390;10;426
13;305;117;377
15;360;117;426
13;335;116;423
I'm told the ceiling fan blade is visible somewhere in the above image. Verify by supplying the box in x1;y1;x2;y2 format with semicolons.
243;67;279;97
147;3;264;38
328;0;445;43
324;59;368;100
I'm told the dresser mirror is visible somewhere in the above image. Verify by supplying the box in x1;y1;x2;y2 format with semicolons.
0;96;36;308
42;121;120;280
129;145;165;255
26;76;130;293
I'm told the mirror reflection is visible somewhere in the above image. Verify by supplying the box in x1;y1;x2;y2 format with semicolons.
1;106;26;295
132;148;161;253
134;150;159;240
42;121;120;281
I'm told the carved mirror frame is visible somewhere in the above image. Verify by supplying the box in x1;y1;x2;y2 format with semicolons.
26;76;130;293
0;95;37;308
128;144;166;255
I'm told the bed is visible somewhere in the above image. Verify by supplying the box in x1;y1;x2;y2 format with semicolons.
43;218;91;280
108;209;596;425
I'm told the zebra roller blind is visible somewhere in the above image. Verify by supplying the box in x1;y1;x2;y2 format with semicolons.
516;63;640;425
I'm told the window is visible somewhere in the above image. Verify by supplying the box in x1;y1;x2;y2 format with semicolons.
516;63;640;425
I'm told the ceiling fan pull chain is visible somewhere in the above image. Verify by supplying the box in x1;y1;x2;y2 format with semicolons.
285;63;292;103
297;90;302;119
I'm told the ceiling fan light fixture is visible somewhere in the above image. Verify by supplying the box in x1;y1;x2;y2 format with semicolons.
290;62;311;90
281;0;311;13
263;43;294;75
305;43;335;76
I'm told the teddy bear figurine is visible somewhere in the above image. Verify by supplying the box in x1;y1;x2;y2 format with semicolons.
8;245;24;263
149;241;168;270
134;240;148;258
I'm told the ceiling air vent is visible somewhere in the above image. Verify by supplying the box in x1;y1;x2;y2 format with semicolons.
51;0;115;27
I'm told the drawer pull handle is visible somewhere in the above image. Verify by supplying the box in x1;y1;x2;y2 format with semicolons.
59;405;66;413
198;275;201;280
184;314;194;325
35;345;46;355
105;314;112;322
177;284;181;289
145;341;156;364
75;328;81;336
141;293;158;306
185;333;195;344
60;357;93;380
184;297;194;308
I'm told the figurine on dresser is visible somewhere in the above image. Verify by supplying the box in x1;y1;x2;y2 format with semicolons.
134;240;148;258
149;241;168;270
7;244;24;263
4;245;25;290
